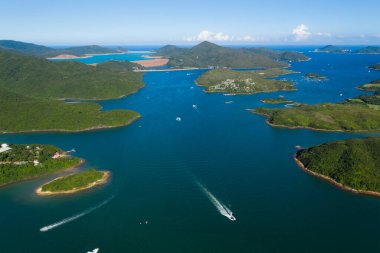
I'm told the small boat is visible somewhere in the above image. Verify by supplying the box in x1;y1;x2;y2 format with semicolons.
176;117;182;122
87;248;99;253
229;215;236;221
192;104;197;109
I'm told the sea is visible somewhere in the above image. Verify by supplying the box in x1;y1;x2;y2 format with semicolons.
0;46;380;253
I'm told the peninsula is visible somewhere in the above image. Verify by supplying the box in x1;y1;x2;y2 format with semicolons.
36;169;110;196
369;63;380;70
261;98;293;104
253;92;380;131
0;144;82;187
196;68;296;94
0;50;144;133
294;137;380;197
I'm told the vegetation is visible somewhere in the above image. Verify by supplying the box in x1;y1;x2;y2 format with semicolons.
296;137;380;192
0;50;144;100
357;79;380;93
354;46;380;54
0;40;120;57
0;87;140;133
40;169;106;192
0;144;81;186
254;94;380;131
261;98;293;104
156;41;308;68
196;68;296;94
305;73;327;79
369;63;380;70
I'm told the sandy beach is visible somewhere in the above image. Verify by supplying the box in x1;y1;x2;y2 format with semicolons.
132;58;169;67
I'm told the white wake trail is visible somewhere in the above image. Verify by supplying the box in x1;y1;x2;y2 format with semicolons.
40;195;114;232
196;181;236;221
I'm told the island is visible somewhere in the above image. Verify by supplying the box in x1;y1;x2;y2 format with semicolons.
261;98;293;104
0;144;82;187
354;46;380;54
313;45;349;53
294;137;380;197
196;68;296;95
305;73;327;79
369;63;380;70
253;92;380;131
36;169;110;196
0;49;144;133
155;41;309;69
357;79;380;92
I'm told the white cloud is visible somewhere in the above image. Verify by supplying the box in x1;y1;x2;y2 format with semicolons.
292;24;311;41
183;30;256;42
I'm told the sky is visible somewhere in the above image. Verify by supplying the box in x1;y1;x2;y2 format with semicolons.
1;0;379;46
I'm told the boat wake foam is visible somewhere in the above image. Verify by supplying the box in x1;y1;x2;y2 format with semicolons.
40;195;114;232
196;181;236;221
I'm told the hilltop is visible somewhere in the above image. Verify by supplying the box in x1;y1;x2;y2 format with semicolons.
0;40;120;57
156;41;308;68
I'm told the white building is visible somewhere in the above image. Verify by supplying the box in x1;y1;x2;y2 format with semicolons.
0;143;11;154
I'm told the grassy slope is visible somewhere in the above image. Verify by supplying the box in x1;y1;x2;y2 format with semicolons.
196;68;296;94
0;51;144;100
41;169;104;192
0;144;82;186
296;137;380;192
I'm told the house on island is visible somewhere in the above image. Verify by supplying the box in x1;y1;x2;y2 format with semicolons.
0;143;11;154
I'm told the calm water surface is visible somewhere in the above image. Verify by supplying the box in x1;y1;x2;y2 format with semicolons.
0;49;380;253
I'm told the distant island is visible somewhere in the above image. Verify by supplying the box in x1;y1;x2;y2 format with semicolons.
36;169;110;196
0;144;82;187
253;92;380;131
294;137;380;197
0;40;123;58
196;68;297;94
0;50;144;133
155;41;309;69
313;45;349;53
261;98;293;104
314;45;380;54
305;73;327;79
369;63;380;70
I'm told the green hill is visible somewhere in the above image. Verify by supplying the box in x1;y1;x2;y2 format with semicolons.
156;41;306;68
97;60;144;71
0;50;144;100
196;68;296;94
0;40;55;56
0;40;120;57
247;47;309;62
296;137;380;193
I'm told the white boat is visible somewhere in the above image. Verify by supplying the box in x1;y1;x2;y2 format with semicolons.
192;104;197;109
228;215;236;221
87;248;99;253
176;117;182;122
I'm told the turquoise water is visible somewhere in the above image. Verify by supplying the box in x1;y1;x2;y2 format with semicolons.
1;49;380;252
50;51;153;64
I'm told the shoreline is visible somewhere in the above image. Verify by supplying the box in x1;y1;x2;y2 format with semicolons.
0;159;85;189
36;171;110;196
132;58;169;67
252;110;380;133
0;115;141;134
293;156;380;198
47;51;128;60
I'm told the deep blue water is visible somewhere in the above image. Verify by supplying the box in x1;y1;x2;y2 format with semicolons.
0;49;380;253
